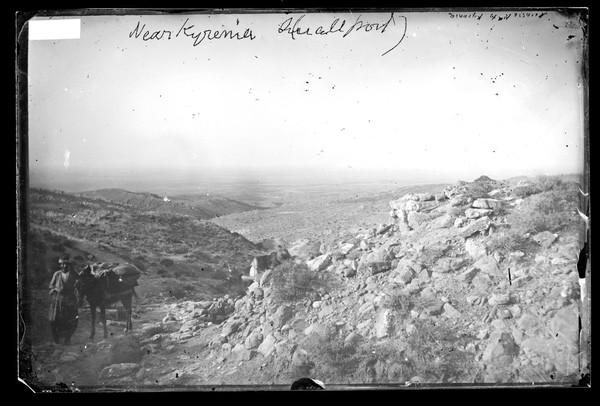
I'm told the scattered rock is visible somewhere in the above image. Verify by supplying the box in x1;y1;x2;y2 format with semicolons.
271;305;293;330
240;349;258;361
532;231;558;248
257;333;277;356
458;267;480;284
549;305;579;349
244;332;263;349
344;267;357;278
465;208;492;219
442;303;461;318
291;348;312;370
307;253;332;272
424;300;445;316
407;211;430;229
221;319;243;338
488;293;512;306
459;216;491;239
344;332;363;347
482;331;518;382
465;238;488;259
472;198;502;210
377;223;392;235
304;323;331;340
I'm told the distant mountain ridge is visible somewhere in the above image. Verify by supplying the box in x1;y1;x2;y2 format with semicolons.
76;188;265;220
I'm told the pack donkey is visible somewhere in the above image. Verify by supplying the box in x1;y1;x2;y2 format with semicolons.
75;264;139;340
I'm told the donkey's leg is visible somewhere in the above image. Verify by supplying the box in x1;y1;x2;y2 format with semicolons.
123;296;133;333
100;306;108;339
89;305;96;340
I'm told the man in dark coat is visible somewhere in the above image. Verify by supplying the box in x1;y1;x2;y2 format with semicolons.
48;256;79;345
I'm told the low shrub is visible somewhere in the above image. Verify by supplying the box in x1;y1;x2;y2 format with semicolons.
463;181;496;200
419;244;449;268
156;268;169;277
486;230;532;256
489;178;578;255
301;334;365;383
509;188;578;235
404;318;477;383
270;261;333;306
160;258;174;267
512;184;541;198
382;290;413;319
168;287;186;299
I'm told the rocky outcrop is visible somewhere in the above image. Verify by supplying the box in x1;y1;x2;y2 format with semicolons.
110;176;582;387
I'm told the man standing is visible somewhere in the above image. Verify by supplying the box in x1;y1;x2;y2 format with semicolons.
48;256;79;345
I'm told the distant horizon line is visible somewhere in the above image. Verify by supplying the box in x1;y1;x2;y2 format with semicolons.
26;168;583;196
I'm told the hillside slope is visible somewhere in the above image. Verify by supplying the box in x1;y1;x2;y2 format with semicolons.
77;188;265;220
20;175;587;390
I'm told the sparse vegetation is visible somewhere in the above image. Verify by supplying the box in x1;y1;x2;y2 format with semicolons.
511;184;541;198
487;230;532;256
463;180;497;200
382;290;413;319
301;334;365;383
404;318;478;383
419;243;449;268
160;258;174;267
269;261;331;305
488;177;579;256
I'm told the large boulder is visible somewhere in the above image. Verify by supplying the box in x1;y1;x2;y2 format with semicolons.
465;237;488;259
359;247;394;273
459;216;491;239
257;333;278;357
549;305;579;352
244;332;263;349
432;214;455;229
416;193;435;201
304;323;332;340
532;231;558;249
221;318;243;338
482;331;518;382
407;211;430;229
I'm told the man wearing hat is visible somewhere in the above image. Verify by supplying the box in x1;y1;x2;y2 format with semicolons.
48;256;79;345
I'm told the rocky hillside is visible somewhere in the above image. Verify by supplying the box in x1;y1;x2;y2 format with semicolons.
22;175;587;390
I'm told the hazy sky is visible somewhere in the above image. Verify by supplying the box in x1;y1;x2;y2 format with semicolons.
27;9;586;185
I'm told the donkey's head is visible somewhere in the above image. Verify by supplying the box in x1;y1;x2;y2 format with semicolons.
75;265;93;307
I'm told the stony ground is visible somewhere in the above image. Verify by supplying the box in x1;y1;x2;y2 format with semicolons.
20;176;588;391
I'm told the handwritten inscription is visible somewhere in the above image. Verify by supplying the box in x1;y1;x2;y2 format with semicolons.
277;13;408;56
129;18;255;46
128;14;407;56
449;11;548;21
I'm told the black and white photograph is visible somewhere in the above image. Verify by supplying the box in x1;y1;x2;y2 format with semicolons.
16;8;590;392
